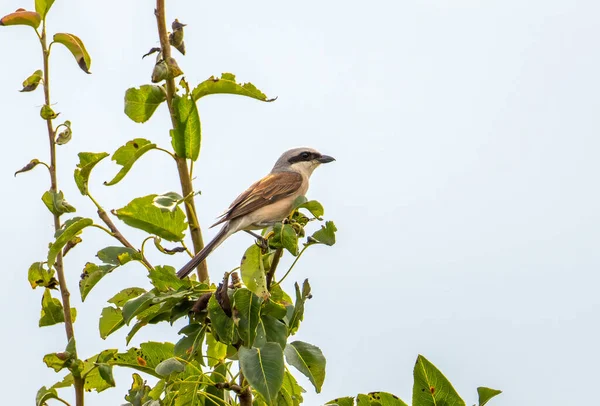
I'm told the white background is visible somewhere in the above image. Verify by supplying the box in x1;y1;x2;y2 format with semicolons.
1;0;599;405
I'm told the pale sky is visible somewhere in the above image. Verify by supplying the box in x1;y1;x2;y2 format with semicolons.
2;0;600;405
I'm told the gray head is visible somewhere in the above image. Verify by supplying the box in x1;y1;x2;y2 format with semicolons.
272;147;335;176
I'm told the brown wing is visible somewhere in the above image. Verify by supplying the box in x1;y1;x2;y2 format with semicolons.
210;171;303;227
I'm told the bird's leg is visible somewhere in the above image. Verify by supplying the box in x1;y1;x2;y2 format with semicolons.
245;230;269;251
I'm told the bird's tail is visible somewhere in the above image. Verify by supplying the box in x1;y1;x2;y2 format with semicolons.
176;224;231;279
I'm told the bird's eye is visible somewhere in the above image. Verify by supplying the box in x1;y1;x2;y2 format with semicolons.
301;152;310;159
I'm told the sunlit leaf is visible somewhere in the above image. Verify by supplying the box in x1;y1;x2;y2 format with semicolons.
36;386;64;406
0;9;41;28
284;341;326;393
20;69;43;92
170;94;201;160
47;217;93;268
79;262;117;301
55;120;72;145
239;343;284;405
124;85;166;123
74;152;109;195
240;244;269;299
40;104;58;119
477;387;502;406
206;332;227;367
192;72;274;102
39;288;76;327
41;190;76;216
28;261;57;289
280;370;305;406
115;194;187;242
232;288;263;347
104;138;157;185
35;0;55;19
152;192;182;212
53;350;117;393
97;246;142;266
295;199;324;219
148;265;190;292
271;222;298;256
325;397;354;406
53;33;92;73
412;355;465;406
122;291;156;324
108;287;146;307
99;306;124;339
289;279;310;335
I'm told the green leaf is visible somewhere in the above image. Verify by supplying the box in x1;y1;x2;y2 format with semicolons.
28;262;57;289
289;279;310;335
99;306;124;339
284;341;326;393
53;33;92;73
262;314;287;349
153;192;183;212
20;69;43;92
279;370;305;406
122;291;157;324
295;200;324;219
477;387;502;406
175;324;205;364
192;72;274;102
239;343;284;406
74;152;109;195
233;288;263;346
325;397;354;406
79;262;117;301
356;395;370;406
124;85;166;123
43;351;72;372
308;221;337;246
240;244;269;299
205;363;228;406
207;294;234;344
41;190;76;216
36;386;63;406
55;120;72;145
367;392;408;406
115;195;187;242
97;246;142;265
0;9;41;28
39;288;77;327
271;222;298;256
125;373;152;406
108;287;146;307
52;350;117;393
35;0;55;19
40;104;58;119
148;265;190;292
155;357;185;376
206;332;227;367
412;355;465;406
170;94;201;160
104;138;157;186
111;342;175;378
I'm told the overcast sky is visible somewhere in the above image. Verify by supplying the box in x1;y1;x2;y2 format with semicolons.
2;0;600;405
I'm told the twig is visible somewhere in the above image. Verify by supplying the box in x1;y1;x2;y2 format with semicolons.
238;371;252;406
39;21;84;406
266;248;283;290
154;0;209;283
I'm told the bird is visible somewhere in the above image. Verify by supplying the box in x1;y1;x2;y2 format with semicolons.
176;147;335;279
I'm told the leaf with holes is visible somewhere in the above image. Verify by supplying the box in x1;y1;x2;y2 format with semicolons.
28;262;57;289
105;138;157;185
124;85;166;123
115;195;187;242
239;343;284;405
240;244;269;299
192;72;274;102
53;33;92;73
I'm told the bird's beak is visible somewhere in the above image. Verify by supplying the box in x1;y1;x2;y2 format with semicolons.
317;155;335;164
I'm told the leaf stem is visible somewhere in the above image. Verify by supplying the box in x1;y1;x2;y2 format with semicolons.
39;20;85;406
275;245;310;286
155;0;208;283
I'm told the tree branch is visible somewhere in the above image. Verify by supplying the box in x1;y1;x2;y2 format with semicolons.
154;0;209;283
39;22;84;406
266;248;283;290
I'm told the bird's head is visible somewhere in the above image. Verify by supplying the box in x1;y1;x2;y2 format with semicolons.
273;147;335;177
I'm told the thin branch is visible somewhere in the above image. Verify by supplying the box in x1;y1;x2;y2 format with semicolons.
39;21;85;406
266;248;283;290
275;245;310;286
154;0;209;283
238;371;253;406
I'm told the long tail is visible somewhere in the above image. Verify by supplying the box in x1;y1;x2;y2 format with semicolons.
177;224;231;279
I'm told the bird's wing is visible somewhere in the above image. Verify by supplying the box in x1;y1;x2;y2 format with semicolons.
211;171;303;227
